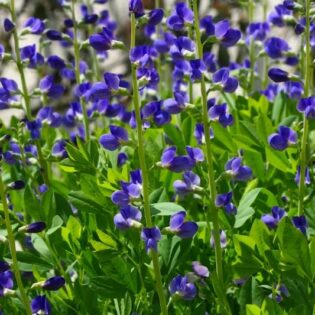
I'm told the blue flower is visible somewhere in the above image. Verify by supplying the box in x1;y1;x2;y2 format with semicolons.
167;2;193;31
129;0;144;17
264;37;289;59
225;157;252;181
141;227;161;252
39;75;64;99
168;211;198;238
268;68;290;83
208;102;234;127
261;206;286;229
23;17;45;34
7;180;25;190
295;166;311;185
246;22;269;41
268;4;292;27
173;171;201;196
210;230;227;248
297;96;315;119
52;140;68;159
117;152;128;167
215;192;237;215
0;262;10;273
19;222;46;233
192;261;209;278
169;275;197;300
89;28;113;52
214;20;241;47
26;119;42;140
31;295;51;315
268;126;297;150
4;18;15;33
292;215;308;234
212;68;238;93
42;276;65;291
148;9;164;26
99;125;129;151
194;123;214;145
160;147;196;173
114;205;142;230
0;271;13;296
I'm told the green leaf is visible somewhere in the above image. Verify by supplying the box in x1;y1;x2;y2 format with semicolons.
235;188;262;228
266;147;292;173
276;218;312;279
46;215;63;236
246;304;261;315
96;229;117;249
24;185;41;220
151;202;185;216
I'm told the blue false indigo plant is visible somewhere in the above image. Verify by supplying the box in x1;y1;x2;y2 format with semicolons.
0;0;314;314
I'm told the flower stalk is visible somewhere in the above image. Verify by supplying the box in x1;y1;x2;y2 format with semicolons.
298;0;311;216
130;12;168;315
0;168;32;315
192;0;224;287
9;0;49;185
71;0;91;142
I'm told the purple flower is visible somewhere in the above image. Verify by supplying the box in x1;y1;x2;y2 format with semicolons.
46;29;62;41
22;221;46;233
215;192;237;215
7;180;25;190
117;152;128;167
169;275;197;300
0;262;10;273
168;211;198;238
261;206;286;229
52;140;68;159
141;227;161;252
209;103;233;127
246;22;269;41
4;18;15;33
129;0;144;17
225;157;252;181
39;75;64;99
42;276;65;291
268;5;292;27
148;9;164;26
89;28;113;52
295;166;311;185
99;125;129;151
167;2;193;31
210;230;227;248
297;96;315;119
292;215;308;234
268;126;297;150
214;20;241;47
114;206;142;230
192;261;209;278
213;68;238;93
0;271;13;296
23;17;45;34
268;68;290;83
26;119;42;140
173;171;201;196
160;147;195;173
264;37;289;59
31;295;51;315
194;123;214;145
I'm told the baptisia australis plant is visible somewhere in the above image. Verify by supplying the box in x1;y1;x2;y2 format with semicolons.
0;0;315;314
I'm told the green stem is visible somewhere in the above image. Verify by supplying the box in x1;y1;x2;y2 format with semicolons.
192;0;224;290
298;0;311;216
0;169;32;315
10;0;50;186
71;0;90;142
130;12;168;315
